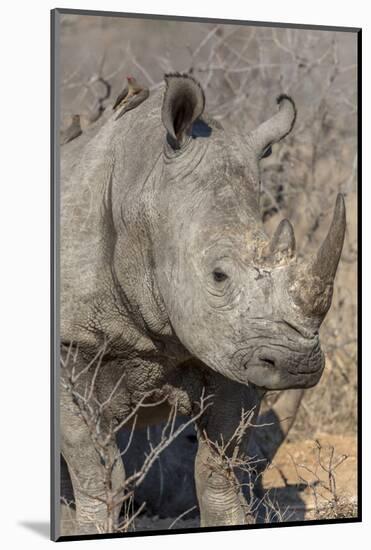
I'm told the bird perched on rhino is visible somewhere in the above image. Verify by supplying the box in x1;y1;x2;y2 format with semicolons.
112;76;149;120
60;114;82;145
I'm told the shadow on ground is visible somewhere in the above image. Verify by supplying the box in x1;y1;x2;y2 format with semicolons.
18;521;49;539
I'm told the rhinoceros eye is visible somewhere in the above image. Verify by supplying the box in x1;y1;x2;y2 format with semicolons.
212;269;228;283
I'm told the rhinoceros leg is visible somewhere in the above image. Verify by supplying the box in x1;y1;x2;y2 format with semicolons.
194;375;261;527
195;436;247;527
60;382;125;535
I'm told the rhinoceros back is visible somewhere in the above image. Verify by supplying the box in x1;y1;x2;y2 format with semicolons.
60;86;165;342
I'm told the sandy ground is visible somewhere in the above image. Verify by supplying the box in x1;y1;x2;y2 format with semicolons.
60;433;357;535
134;433;357;529
261;433;357;522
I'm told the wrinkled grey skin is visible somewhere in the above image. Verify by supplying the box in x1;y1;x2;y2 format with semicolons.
60;74;345;534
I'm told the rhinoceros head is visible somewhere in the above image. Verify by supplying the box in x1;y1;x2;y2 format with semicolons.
152;74;345;390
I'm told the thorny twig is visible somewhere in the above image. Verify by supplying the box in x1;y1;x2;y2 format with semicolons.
61;344;212;533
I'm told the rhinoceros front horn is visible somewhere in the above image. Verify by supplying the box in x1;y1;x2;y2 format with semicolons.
290;194;346;318
249;95;297;158
309;193;346;283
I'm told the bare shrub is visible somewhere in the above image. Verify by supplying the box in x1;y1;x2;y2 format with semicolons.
200;408;294;524
60;342;212;533
290;440;357;520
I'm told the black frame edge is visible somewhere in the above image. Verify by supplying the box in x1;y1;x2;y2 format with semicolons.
50;8;55;542
51;7;61;543
54;7;361;33
356;27;362;523
57;517;361;543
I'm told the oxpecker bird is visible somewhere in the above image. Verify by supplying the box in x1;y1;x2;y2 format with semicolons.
60;114;82;145
113;76;149;120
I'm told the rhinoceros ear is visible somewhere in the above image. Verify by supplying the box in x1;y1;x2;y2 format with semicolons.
249;95;297;159
162;73;205;149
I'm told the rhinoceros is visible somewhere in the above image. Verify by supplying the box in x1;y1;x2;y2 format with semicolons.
58;73;346;535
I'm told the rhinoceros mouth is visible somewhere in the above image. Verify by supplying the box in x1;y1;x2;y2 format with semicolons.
240;345;325;390
244;361;324;390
